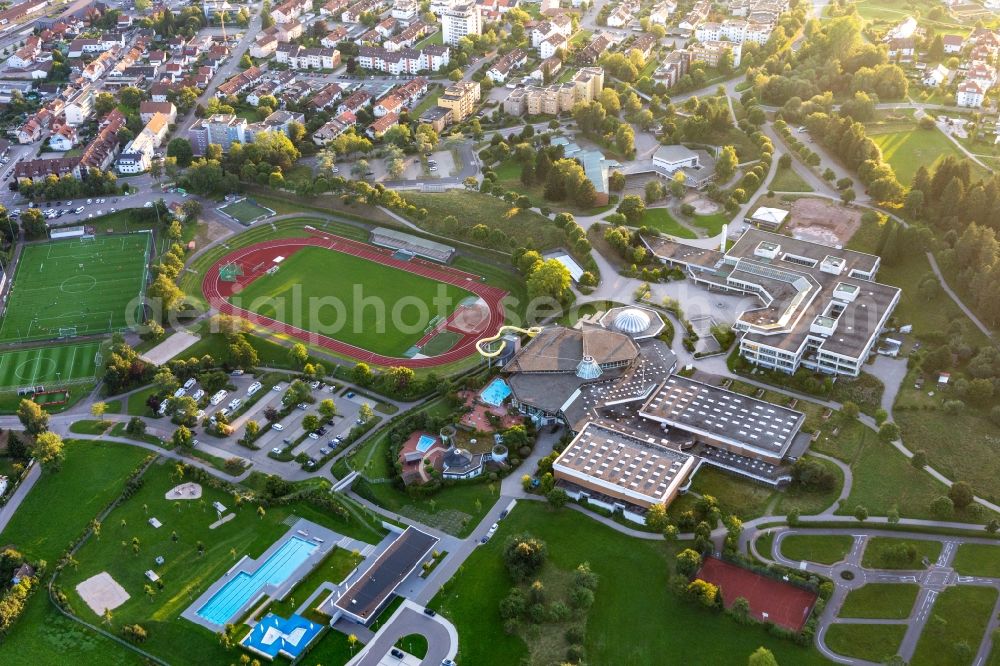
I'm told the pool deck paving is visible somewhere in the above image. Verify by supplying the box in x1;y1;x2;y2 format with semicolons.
180;518;355;632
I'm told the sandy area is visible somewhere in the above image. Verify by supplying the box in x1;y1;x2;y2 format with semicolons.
141;331;201;366
76;572;130;615
165;482;202;501
785;198;861;246
682;192;722;215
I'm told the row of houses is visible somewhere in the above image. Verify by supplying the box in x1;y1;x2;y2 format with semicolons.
356;44;451;74
502;66;604;117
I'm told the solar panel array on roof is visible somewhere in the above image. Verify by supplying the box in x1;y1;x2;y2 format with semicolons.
642;376;802;455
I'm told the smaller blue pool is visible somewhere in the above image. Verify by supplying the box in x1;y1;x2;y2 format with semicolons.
480;378;512;407
416;434;437;453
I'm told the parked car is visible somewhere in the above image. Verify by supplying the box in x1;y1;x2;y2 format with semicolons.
192;389;205;401
308;432;319;440
272;423;285;431
183;378;196;390
248;381;262;395
271;447;283;454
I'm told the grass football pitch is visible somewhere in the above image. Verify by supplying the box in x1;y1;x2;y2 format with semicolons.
219;200;273;224
230;246;472;356
0;341;102;389
0;234;150;343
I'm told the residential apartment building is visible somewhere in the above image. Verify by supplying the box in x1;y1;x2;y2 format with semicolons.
441;3;481;46
689;40;742;68
187;114;248;155
486;48;526;83
435;80;480;122
503;67;603;116
356;45;450;74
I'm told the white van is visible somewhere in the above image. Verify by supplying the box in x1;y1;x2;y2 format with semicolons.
158;400;169;415
192;389;205;401
228;398;242;410
209;390;228;406
183;378;196;390
173;387;186;398
247;381;262;395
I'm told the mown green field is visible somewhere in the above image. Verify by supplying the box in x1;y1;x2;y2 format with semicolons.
231;246;472;356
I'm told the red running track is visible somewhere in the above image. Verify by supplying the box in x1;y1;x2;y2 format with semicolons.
202;231;508;368
696;557;818;632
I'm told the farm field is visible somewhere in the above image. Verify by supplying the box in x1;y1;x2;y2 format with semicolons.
230;246;473;356
0;234;151;343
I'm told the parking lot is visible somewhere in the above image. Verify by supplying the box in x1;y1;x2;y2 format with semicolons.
157;371;385;474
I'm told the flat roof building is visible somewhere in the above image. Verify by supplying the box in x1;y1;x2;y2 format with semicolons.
643;228;900;377
333;527;437;624
553;422;696;513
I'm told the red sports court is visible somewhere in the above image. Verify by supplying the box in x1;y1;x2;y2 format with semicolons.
696;557;817;632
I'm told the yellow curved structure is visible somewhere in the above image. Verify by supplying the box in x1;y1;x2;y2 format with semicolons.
476;325;543;358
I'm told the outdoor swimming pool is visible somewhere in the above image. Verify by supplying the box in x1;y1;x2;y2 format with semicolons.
480;378;512;407
416;434;437;453
196;536;318;626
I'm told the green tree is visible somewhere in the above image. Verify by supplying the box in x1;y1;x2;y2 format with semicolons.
33;431;64;469
911;450;928;468
17;399;49;435
172;426;193;449
878;422;901;443
675;548;702;577
854;505;869;522
358;403;374;423
19;209;47;238
318;399;337;420
526;259;571;301
948;481;974;509
715;145;738;181
302;414;320;433
931;495;954;518
617;194;645;223
288;343;308;368
167;138;194;167
748;647;779;666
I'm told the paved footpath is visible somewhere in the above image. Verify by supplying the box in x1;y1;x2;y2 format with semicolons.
0;463;40;533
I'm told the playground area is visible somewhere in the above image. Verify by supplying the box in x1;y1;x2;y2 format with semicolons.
218;199;276;225
204;230;508;367
0;341;103;390
0;233;151;343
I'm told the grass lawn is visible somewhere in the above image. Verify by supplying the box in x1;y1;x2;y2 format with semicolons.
633;207;697;238
125;385;159;416
430;502;828;665
868;124;979;185
419;329;461;356
839;583;919;619
769;166;814;193
0;340;102;389
0;234;150;343
862;537;943;570
0;439;151;666
218;199;274;224
824;623;907;663
231;246;472;357
395;633;428;659
779;534;854;564
911;586;998;666
892;409;1000;502
951;543;1000;578
58;462;382;665
401;190;565;251
68;419;111;435
811;414;967;522
0;440;150;563
691;212;731;236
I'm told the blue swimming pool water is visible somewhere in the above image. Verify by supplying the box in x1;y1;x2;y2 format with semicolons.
480;378;512;407
416;434;437;453
197;536;318;626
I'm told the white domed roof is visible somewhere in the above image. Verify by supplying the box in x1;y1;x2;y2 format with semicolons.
614;308;651;334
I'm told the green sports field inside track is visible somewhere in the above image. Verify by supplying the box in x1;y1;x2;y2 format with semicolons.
0;341;102;389
229;246;473;356
0;234;151;343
